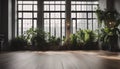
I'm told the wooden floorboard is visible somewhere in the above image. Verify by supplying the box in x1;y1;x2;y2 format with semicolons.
0;51;120;69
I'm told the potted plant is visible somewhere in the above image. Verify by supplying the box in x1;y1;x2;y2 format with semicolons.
96;9;120;51
10;36;28;51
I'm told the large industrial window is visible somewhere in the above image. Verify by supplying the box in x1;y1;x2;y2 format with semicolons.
17;0;38;36
71;1;99;33
44;1;66;38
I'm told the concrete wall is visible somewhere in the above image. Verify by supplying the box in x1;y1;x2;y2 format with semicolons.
99;0;107;10
0;0;12;50
115;0;120;13
0;0;1;33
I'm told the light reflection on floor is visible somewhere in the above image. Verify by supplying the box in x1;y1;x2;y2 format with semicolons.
0;51;120;69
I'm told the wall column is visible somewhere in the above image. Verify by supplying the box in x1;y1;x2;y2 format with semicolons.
65;0;71;39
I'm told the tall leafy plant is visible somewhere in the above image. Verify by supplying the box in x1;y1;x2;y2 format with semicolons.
96;9;120;51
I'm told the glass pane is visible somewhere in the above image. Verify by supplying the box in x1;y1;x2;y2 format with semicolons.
18;20;22;35
34;5;37;11
93;19;98;30
34;13;37;18
72;20;76;33
71;5;76;11
23;19;32;33
71;13;76;18
34;20;37;29
55;1;61;4
77;13;86;18
71;1;76;4
93;5;98;11
18;5;22;11
44;1;49;4
87;5;92;11
82;5;86;11
44;13;49;18
55;19;61;37
51;13;60;18
50;5;55;11
61;1;65;4
77;19;87;29
51;19;55;36
18;13;22;18
23;13;32;18
76;5;81;11
62;19;65;37
88;20;93;30
44;19;49;32
23;5;32;11
55;5;60;11
88;13;92;18
93;13;97;18
76;1;82;4
86;2;92;4
61;5;65;11
93;1;99;4
81;1;87;4
44;5;49;11
23;1;33;4
18;1;22;4
62;13;65;18
50;1;54;4
34;1;38;4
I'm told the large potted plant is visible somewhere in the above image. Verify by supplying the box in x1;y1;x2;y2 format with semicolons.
96;9;120;51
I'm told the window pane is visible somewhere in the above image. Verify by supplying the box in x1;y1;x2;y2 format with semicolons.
18;20;22;35
17;1;38;36
88;20;93;30
71;5;76;11
93;5;98;11
23;13;32;18
62;13;65;18
18;1;22;4
71;13;76;18
18;5;22;11
44;1;49;4
87;5;92;11
34;5;38;11
93;13;97;18
55;5;60;11
88;13;92;18
23;5;32;11
18;13;22;18
44;1;65;38
50;1;54;4
50;5;55;11
55;1;61;4
76;5;81;11
44;13;49;18
34;20;37;29
82;5;86;11
34;13;37;18
44;19;49;32
71;1;98;32
23;1;33;4
44;5;49;11
23;19;32;33
61;5;65;11
77;13;87;18
72;20;76;33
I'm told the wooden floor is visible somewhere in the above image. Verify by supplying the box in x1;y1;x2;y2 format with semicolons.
0;51;120;69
